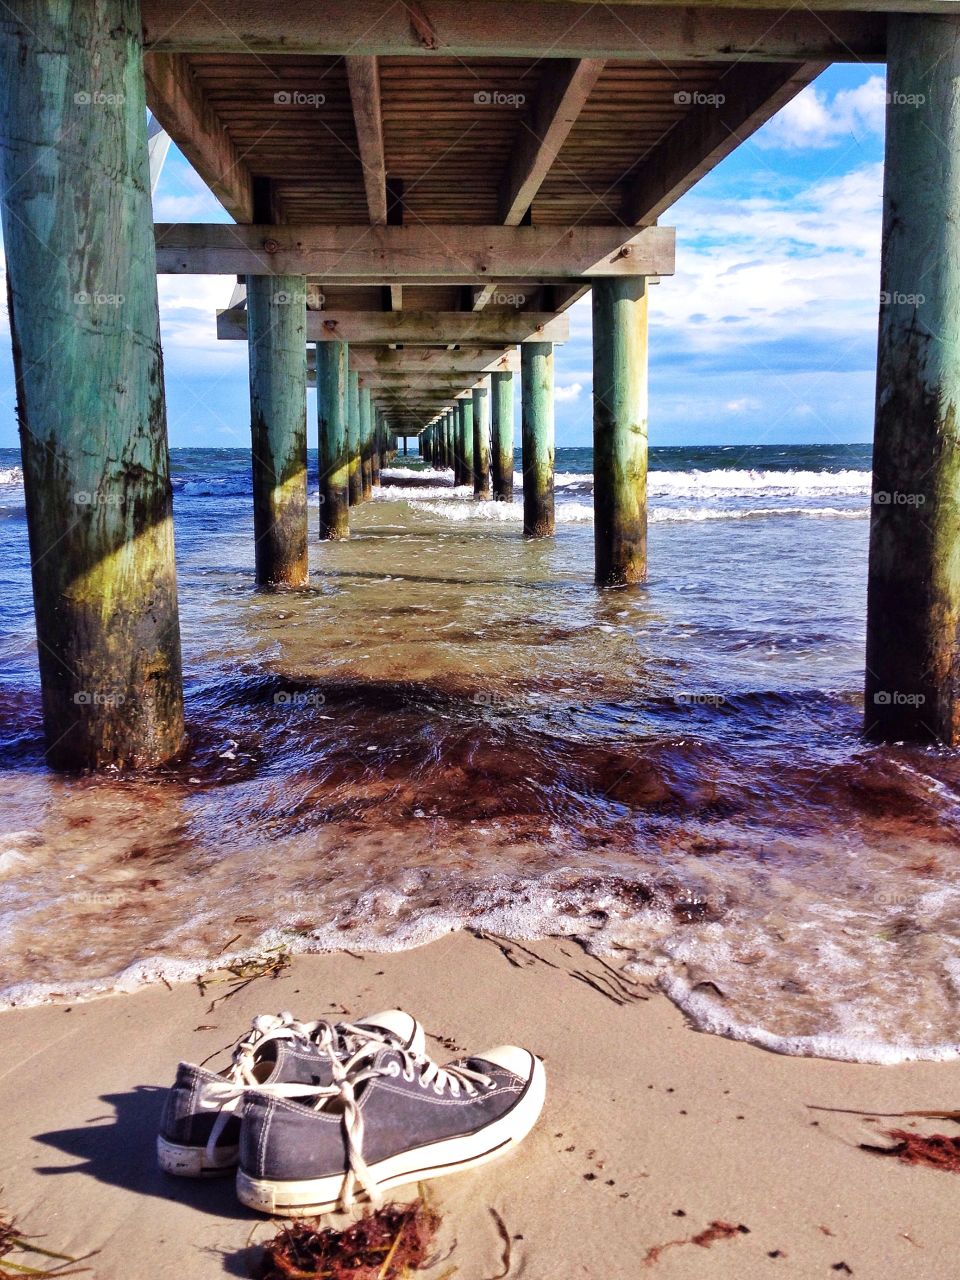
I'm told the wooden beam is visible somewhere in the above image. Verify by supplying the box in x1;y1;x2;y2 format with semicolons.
345;56;388;226
310;348;520;374
141;1;886;62
499;59;605;225
156;223;675;278
220;308;569;344
622;61;828;225
142;53;253;222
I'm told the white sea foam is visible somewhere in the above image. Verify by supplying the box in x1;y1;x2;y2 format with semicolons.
407;499;865;525
0;467;22;487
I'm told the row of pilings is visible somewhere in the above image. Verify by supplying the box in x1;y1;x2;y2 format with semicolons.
2;3;960;770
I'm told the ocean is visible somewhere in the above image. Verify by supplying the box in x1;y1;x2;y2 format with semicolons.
2;441;960;1063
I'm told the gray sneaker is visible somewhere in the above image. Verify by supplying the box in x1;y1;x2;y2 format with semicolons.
235;1040;546;1215
157;1010;424;1177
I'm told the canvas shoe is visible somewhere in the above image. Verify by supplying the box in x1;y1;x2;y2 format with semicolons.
235;1037;546;1215
157;1010;424;1177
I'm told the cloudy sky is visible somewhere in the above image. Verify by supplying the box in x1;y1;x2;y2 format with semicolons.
0;64;885;451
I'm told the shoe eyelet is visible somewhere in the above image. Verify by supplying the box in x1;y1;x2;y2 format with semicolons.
433;1082;444;1095
419;1077;429;1088
450;1085;461;1097
386;1061;401;1077
485;1081;497;1091
402;1069;415;1083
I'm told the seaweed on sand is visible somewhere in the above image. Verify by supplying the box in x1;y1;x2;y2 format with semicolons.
197;945;293;1011
860;1130;960;1172
0;1209;96;1277
257;1199;445;1280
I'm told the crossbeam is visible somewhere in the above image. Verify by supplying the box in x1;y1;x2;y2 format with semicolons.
140;1;886;62
308;348;520;374
217;309;570;344
155;224;675;278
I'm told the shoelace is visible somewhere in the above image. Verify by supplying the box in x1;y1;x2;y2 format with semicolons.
197;1015;414;1164
306;1039;496;1209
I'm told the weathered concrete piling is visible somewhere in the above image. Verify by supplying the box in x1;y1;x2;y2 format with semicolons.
316;341;350;539
247;276;308;587
0;0;184;769
348;369;362;504
865;13;960;745
360;385;374;500
473;382;492;499
521;343;555;538
592;278;649;586
491;371;514;501
459;398;475;489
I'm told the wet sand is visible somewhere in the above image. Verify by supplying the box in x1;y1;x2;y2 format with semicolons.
1;930;958;1279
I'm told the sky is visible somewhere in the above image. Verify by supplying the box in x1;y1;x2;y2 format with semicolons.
0;63;886;451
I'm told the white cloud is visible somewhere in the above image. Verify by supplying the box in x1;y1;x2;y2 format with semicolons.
555;381;584;403
757;75;886;150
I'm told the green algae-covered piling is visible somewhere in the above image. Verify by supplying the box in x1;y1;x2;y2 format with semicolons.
247;276;308;586
521;342;555;537
592;278;648;585
348;369;362;504
460;398;475;489
0;0;184;769
316;341;350;539
473;382;492;499
865;14;960;744
360;385;374;500
492;370;514;501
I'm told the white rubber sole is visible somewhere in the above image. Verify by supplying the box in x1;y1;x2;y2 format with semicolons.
157;1134;239;1178
236;1053;546;1216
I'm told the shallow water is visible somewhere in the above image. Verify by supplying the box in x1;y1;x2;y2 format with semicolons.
2;444;960;1063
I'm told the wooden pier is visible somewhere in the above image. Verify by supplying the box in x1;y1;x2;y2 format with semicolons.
1;1;958;765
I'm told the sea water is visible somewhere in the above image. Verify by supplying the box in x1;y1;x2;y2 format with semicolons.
2;443;960;1063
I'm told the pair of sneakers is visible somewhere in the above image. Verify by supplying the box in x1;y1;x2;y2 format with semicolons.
157;1008;546;1216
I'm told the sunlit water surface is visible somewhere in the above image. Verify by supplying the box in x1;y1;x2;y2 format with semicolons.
2;444;960;1063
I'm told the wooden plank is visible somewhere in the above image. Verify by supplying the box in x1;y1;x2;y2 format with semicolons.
622;62;827;225
311;348;520;373
141;1;886;62
142;52;253;222
345;56;388;225
499;59;605;224
156;222;675;277
220;308;569;344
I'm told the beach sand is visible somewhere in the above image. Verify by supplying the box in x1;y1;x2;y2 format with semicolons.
0;930;957;1279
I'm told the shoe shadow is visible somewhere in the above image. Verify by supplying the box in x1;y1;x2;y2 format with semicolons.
31;1085;250;1223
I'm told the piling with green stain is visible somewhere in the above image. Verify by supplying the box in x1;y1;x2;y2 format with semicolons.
247;276;308;587
0;0;184;769
473;383;491;498
459;399;475;489
371;407;382;486
347;369;362;504
521;343;555;537
491;371;514;501
316;341;350;539
592;278;648;585
865;14;960;744
360;385;374;500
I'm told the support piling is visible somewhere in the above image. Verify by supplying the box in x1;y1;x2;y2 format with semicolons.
247;276;308;586
0;0;184;769
592;278;649;585
491;370;514;501
473;381;491;499
865;13;960;744
316;340;350;539
521;342;555;538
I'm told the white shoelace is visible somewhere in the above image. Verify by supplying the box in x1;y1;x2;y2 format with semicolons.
197;1014;416;1166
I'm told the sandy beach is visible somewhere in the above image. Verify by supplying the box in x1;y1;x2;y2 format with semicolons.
1;930;958;1280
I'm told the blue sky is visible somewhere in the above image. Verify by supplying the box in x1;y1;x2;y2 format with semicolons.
0;64;885;450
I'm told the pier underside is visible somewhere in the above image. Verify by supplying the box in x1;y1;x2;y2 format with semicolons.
2;1;958;763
